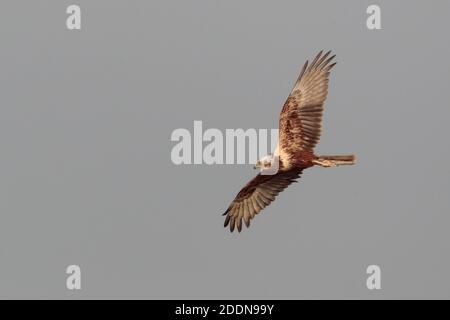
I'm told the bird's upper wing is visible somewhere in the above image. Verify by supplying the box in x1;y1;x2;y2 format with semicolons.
278;50;336;155
223;169;302;232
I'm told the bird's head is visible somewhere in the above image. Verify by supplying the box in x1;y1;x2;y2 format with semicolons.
254;154;275;169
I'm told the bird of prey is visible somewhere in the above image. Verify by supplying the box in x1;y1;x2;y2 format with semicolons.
223;50;355;232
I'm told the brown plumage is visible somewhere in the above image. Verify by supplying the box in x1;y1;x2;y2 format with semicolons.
223;51;355;232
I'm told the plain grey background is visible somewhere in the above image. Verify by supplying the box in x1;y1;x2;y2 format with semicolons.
0;0;449;299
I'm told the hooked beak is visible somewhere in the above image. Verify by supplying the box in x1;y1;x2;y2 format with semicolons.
253;161;261;169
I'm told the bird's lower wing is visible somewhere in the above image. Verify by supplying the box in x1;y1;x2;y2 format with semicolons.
223;169;302;232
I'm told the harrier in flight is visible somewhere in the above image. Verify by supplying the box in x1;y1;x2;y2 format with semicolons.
223;50;355;232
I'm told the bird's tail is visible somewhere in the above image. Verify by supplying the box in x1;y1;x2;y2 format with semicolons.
314;155;356;167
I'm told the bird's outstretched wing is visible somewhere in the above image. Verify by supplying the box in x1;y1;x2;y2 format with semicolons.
223;169;302;232
279;50;336;155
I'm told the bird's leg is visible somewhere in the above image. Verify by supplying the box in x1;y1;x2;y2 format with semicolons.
312;159;337;167
313;155;356;167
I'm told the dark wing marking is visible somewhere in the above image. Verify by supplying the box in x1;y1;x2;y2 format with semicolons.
223;169;302;232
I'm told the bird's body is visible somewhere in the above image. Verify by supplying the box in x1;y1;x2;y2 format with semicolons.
223;51;355;232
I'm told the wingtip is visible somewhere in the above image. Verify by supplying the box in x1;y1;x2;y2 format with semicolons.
329;62;337;69
229;218;235;232
222;207;230;216
224;214;230;227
